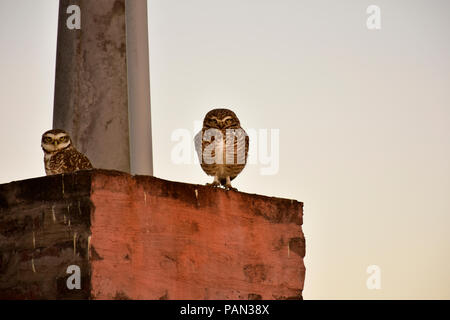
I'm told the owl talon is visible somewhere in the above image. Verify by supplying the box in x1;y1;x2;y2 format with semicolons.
206;182;220;188
225;184;237;191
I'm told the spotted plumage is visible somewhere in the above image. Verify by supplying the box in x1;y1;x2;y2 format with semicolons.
41;129;93;175
195;108;249;190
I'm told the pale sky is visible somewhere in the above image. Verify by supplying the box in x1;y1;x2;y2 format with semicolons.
1;0;449;299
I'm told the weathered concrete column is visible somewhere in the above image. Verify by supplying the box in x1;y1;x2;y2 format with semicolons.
53;0;130;173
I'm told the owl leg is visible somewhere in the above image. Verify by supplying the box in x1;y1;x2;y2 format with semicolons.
224;176;237;191
206;176;220;187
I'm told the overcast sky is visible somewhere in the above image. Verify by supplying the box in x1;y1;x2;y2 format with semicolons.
0;0;449;299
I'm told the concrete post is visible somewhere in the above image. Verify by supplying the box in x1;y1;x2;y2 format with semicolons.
125;0;153;175
53;0;130;173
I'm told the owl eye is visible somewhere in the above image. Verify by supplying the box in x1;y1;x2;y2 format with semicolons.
59;136;68;142
44;137;52;143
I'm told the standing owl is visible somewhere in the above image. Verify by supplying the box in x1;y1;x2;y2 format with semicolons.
41;129;93;175
195;108;249;190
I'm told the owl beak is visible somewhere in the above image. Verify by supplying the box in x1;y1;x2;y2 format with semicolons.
53;141;58;147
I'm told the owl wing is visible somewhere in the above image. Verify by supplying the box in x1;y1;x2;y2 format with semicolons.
233;127;249;163
195;129;219;161
72;149;93;170
52;148;93;172
229;128;249;181
194;130;203;163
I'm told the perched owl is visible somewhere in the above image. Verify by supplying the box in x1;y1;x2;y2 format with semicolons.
41;129;93;175
195;108;249;190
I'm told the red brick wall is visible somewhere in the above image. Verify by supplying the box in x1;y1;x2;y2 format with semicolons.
0;170;305;300
89;172;305;299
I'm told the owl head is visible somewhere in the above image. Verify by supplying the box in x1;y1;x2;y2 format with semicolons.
41;129;72;153
203;108;241;130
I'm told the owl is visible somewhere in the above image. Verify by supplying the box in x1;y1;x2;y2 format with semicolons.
195;108;249;190
41;129;93;175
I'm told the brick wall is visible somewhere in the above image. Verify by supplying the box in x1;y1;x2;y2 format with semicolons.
0;170;305;299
